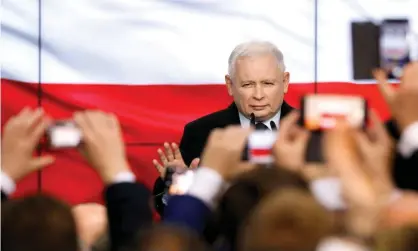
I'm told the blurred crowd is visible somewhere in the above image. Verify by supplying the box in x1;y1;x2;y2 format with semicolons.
2;61;418;251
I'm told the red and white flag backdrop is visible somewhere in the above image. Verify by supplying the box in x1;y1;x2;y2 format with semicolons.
1;0;416;204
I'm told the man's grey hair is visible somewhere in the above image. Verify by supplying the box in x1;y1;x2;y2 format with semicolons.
228;41;286;78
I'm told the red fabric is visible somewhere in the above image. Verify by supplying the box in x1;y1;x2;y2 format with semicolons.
1;79;394;205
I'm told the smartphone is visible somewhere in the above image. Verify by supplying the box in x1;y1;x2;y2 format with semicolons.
300;94;368;163
166;166;195;196
379;19;410;79
46;121;82;149
241;130;277;164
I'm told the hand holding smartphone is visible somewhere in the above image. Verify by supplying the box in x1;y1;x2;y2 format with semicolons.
300;94;368;163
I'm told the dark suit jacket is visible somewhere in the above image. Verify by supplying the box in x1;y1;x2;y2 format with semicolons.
1;191;7;202
153;101;294;215
105;182;153;251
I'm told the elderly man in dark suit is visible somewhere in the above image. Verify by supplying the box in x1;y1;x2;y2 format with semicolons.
152;41;295;214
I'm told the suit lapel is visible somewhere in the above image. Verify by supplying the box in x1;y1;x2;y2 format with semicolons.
224;103;241;126
280;101;294;118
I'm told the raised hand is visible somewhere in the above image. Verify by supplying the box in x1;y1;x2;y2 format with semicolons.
152;142;199;178
2;107;55;182
272;111;310;172
74;110;130;184
200;126;255;180
374;62;418;132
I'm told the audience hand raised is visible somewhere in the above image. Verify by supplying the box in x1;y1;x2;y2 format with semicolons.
2;107;55;182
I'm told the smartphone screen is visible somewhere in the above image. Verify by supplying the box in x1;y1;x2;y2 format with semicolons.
301;94;367;163
247;131;277;164
303;95;367;131
47;121;82;149
379;19;410;79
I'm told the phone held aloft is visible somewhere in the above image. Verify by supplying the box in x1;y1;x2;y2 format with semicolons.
300;94;368;163
246;131;277;164
46;121;82;149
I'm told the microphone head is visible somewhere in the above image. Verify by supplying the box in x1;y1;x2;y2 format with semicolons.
270;121;277;131
250;113;256;126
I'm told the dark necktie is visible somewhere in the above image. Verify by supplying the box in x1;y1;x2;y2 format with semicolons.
255;122;269;130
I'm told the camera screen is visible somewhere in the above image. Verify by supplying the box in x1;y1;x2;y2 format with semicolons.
48;122;82;148
303;95;366;130
380;20;410;78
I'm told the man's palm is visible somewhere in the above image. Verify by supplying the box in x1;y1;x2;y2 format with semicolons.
152;142;199;178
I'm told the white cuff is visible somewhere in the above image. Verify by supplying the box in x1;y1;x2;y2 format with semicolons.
398;122;418;158
112;171;136;183
310;177;346;210
186;167;225;209
318;237;370;251
1;170;16;195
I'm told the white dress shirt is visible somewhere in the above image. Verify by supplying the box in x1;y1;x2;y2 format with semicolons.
238;110;281;130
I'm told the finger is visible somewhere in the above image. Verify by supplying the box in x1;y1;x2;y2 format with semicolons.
74;112;94;143
20;108;44;135
157;148;168;165
164;142;175;161
152;159;165;175
29;155;55;171
323;120;356;165
354;130;370;155
401;62;418;90
171;143;184;162
189;158;200;169
83;111;103;132
225;127;253;155
108;113;121;131
368;109;389;142
373;68;396;106
16;106;32;119
29;116;51;147
296;130;311;148
279;111;300;138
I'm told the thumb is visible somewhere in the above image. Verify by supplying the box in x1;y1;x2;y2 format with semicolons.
189;158;200;169
373;69;396;106
29;156;55;170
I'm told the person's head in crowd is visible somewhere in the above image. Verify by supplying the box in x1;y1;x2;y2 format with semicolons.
211;166;309;250
240;188;333;251
375;225;418;251
1;194;79;251
225;41;290;121
133;225;210;251
72;203;108;248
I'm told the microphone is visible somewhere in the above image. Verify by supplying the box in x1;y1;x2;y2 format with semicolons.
270;121;277;131
250;113;256;126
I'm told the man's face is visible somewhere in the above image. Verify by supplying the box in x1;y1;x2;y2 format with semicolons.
225;54;289;121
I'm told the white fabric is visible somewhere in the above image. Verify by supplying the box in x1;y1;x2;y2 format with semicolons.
1;170;16;195
317;237;370;251
398;121;418;158
239;109;281;130
310;177;346;210
112;171;136;183
186;167;225;209
2;0;416;84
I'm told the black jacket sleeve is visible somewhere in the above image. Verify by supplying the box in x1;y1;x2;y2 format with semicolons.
105;182;153;251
